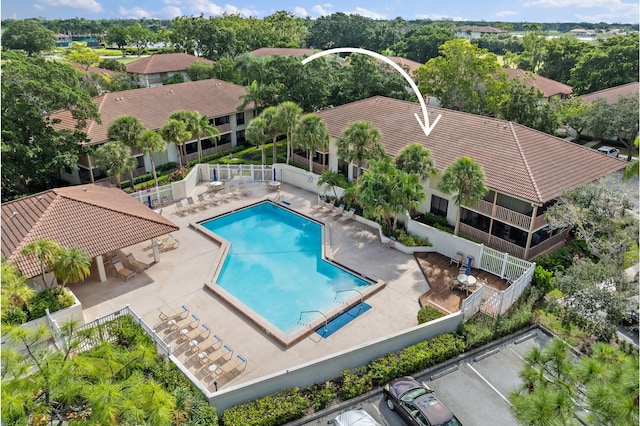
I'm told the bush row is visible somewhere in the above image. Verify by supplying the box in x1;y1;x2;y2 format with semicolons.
3;288;76;326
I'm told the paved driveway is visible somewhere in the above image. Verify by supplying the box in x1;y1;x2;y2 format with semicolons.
294;327;552;426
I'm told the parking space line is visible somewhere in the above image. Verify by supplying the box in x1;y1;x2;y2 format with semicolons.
466;363;512;406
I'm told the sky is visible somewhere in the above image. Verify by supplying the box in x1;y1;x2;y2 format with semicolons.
2;0;639;24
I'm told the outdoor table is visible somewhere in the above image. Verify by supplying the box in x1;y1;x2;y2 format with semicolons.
267;181;281;191
209;181;224;191
457;274;477;294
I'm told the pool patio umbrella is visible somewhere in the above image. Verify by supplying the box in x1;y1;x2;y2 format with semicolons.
213;168;217;181
465;257;472;275
273;168;277;181
147;195;153;209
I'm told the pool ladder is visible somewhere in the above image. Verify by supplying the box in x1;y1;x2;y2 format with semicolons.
335;288;364;306
299;310;328;334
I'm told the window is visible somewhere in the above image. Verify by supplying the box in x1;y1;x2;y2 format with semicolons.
235;130;245;144
214;116;230;126
430;195;448;217
135;156;144;168
185;142;198;155
236;112;245;125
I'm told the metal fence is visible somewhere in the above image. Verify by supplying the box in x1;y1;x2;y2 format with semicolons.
72;305;170;355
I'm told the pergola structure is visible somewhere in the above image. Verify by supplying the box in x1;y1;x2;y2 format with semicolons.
1;184;179;283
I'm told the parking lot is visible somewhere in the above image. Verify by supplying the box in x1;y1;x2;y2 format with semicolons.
293;327;553;426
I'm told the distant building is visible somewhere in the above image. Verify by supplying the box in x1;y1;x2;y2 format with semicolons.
55;33;72;47
248;47;316;58
126;53;213;88
502;68;573;103
455;25;507;39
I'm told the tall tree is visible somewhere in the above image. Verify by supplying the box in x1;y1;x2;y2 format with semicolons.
275;101;302;165
64;41;100;70
391;25;454;63
107;116;145;185
170;110;219;161
589;94;639;162
437;157;489;235
558;98;593;142
245;116;270;165
292;113;330;172
317;169;348;201
53;246;91;292
261;106;282;164
414;39;507;116
395;143;437;181
105;25;130;57
1;19;56;56
497;80;559;134
160;119;191;167
336;121;382;180
137;130;166;187
93;141;136;188
1;259;35;324
1;54;100;201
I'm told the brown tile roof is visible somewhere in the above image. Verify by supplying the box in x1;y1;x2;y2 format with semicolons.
317;96;627;204
2;184;179;278
69;62;120;77
386;56;423;77
126;53;213;75
249;47;316;58
51;79;252;146
503;68;573;98
580;81;639;104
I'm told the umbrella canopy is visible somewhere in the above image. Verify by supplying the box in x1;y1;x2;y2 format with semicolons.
273;168;277;181
213;168;217;181
465;256;473;275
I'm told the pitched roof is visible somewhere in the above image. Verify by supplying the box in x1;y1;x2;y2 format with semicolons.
126;53;213;75
580;81;639;104
249;47;316;58
502;68;573;98
1;184;179;278
51;79;251;146
386;56;423;77
317;96;626;204
69;62;120;77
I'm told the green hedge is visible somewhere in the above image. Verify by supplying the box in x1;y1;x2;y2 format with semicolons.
417;305;446;324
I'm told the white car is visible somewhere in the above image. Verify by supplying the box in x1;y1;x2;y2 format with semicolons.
331;409;382;426
597;146;620;158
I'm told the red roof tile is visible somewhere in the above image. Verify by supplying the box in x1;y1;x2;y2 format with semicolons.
2;184;179;278
51;79;252;146
503;68;573;98
126;53;213;75
317;96;626;204
249;48;316;58
581;81;639;104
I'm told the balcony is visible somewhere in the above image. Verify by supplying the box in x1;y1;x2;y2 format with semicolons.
459;223;526;259
466;200;547;231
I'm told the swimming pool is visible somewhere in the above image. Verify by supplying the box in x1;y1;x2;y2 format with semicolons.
198;201;379;345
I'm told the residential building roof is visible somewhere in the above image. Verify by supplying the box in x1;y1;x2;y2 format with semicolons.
126;53;213;75
317;96;626;204
580;81;639;104
248;47;316;58
456;25;507;34
51;79;252;146
1;184;179;278
503;68;573;98
69;62;120;77
386;56;423;77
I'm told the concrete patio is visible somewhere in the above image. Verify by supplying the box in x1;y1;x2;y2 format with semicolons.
68;180;432;393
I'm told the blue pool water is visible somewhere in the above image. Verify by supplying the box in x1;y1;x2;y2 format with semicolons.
201;202;370;333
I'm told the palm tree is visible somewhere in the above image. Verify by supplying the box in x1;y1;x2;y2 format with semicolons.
395;143;438;181
336;121;382;180
53;246;91;292
170;110;220;161
107;116;145;185
21;238;62;289
317;169;347;201
275;101;302;165
261;106;281;164
93;141;136;188
437;157;488;235
137;130;166;187
1;259;35;314
245;116;270;165
292;113;330;172
160;119;191;167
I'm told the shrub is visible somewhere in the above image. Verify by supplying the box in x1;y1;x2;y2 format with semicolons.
394;229;431;247
417;305;446;324
3;308;28;325
304;381;337;410
221;388;310;426
339;367;374;399
27;290;61;320
532;265;554;293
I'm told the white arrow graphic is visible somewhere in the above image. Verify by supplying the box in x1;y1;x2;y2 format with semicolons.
301;47;441;137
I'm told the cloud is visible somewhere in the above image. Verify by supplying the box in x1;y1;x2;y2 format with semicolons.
37;0;102;13
118;6;154;19
185;0;258;17
162;6;183;18
293;7;309;17
348;7;386;19
312;5;331;16
415;13;466;21
496;10;518;17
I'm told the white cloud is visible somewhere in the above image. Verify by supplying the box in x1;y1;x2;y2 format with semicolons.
496;10;518;17
293;7;309;17
523;0;634;9
37;0;102;13
163;0;182;4
348;7;386;19
185;0;258;17
118;6;154;19
415;13;466;21
312;5;330;16
162;6;183;18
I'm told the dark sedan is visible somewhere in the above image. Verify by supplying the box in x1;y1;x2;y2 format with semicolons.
383;376;462;426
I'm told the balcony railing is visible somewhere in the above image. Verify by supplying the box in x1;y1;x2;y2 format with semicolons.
466;200;540;230
459;223;526;259
527;230;569;259
292;153;328;174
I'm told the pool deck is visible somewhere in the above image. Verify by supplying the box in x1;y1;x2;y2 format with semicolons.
68;181;430;392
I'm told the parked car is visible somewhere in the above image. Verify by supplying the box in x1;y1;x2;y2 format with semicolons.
330;408;381;426
383;376;462;426
597;146;620;158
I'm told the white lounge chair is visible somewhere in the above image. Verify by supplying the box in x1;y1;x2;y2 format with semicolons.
338;208;356;222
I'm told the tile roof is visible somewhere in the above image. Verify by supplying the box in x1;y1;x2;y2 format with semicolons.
317;96;627;204
502;68;573;98
580;81;639;104
126;53;213;75
456;25;507;34
2;184;179;278
248;47;316;58
69;62;120;77
386;56;423;77
51;79;252;146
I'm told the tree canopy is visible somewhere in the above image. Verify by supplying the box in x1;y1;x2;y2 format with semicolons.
1;20;56;56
